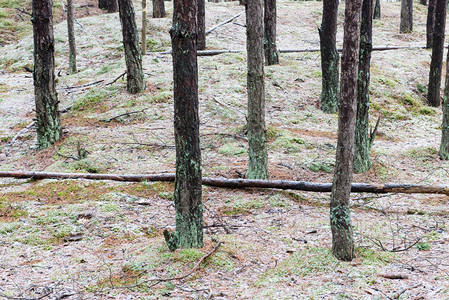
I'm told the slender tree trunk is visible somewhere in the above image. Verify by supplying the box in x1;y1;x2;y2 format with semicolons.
197;0;206;50
118;0;145;94
440;51;449;159
153;0;166;18
330;0;362;262
400;0;413;33
167;0;203;250
32;0;62;150
427;0;446;107
373;0;380;19
142;0;147;54
426;0;436;48
99;0;107;9
67;0;77;74
264;0;279;65
319;0;339;114
246;0;268;179
354;0;373;174
107;0;118;12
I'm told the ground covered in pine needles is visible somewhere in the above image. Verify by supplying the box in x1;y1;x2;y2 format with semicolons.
0;0;448;299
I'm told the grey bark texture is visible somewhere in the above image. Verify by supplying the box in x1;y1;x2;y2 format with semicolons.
167;0;203;249
330;0;362;262
354;0;374;174
246;0;268;179
400;0;413;33
427;0;436;49
319;0;340;114
118;0;145;94
153;0;166;18
198;0;206;50
67;0;77;74
32;0;62;150
264;0;279;65
373;0;380;19
426;0;446;107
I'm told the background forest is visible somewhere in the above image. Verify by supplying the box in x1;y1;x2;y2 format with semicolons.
0;0;448;298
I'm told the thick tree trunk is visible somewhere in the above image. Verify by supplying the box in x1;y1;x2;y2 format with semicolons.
354;0;373;174
67;0;77;74
153;0;166;18
427;0;436;49
264;0;279;65
400;0;413;33
319;0;339;114
118;0;145;94
32;0;62;150
142;0;147;54
107;0;118;12
246;0;268;179
330;0;362;262
197;0;206;50
373;0;380;19
168;0;203;249
427;0;446;107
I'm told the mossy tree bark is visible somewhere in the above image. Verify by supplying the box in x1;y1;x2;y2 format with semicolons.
427;0;446;107
198;0;206;50
32;0;62;150
373;0;380;19
440;51;449;159
400;0;413;33
354;0;373;174
246;0;268;179
67;0;77;74
118;0;145;94
153;0;166;18
263;0;279;65
319;0;339;114
426;0;436;49
167;0;203;250
330;0;362;262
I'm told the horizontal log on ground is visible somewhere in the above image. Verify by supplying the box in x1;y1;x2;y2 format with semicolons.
0;171;448;195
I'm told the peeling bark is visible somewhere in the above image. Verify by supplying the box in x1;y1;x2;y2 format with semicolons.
32;0;62;149
118;0;145;94
264;0;279;65
246;0;268;179
319;0;339;114
67;0;77;74
400;0;413;33
330;0;362;262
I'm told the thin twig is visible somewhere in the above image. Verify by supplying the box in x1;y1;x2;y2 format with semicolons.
205;11;245;35
100;108;147;122
64;80;104;90
106;72;127;86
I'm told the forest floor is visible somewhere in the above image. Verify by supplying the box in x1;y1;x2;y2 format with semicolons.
0;0;448;299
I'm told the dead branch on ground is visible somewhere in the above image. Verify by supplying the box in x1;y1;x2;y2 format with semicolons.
106;72;127;86
205;11;244;35
100;108;147;122
64;80;104;90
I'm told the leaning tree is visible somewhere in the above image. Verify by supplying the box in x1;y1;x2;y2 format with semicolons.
32;0;61;149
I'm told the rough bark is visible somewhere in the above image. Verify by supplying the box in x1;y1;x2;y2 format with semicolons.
107;0;118;13
263;0;279;65
142;0;147;54
153;0;166;18
197;0;206;50
330;0;362;261
32;0;62;150
373;0;380;19
319;0;339;114
440;48;449;159
427;0;446;107
118;0;145;94
427;0;436;48
400;0;413;33
354;0;373;174
67;0;77;74
246;0;268;179
168;0;203;249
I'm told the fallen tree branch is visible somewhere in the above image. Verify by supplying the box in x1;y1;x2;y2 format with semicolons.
106;72;127;86
100;108;147;122
205;11;244;35
1;171;449;195
64;80;104;90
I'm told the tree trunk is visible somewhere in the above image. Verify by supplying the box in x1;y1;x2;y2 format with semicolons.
400;0;413;33
440;50;449;159
246;0;268;179
354;0;373;174
427;0;446;107
142;0;147;54
319;0;339;114
420;0;427;5
426;0;436;48
153;0;166;18
107;0;118;12
168;0;203;249
118;0;145;94
264;0;279;65
373;0;380;19
330;0;362;262
32;0;62;150
67;0;77;74
99;0;107;9
197;0;206;50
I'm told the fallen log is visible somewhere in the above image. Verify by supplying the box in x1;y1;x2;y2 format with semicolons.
0;171;449;195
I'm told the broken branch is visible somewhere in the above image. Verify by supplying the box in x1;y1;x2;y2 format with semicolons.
205;11;244;35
